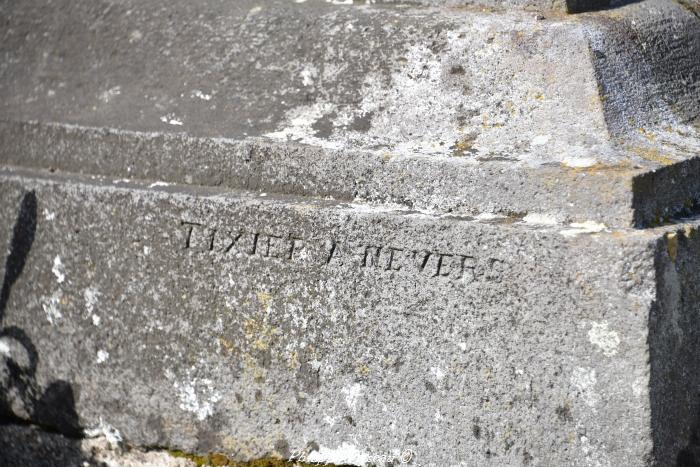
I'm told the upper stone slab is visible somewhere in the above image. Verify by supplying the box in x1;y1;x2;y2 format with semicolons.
0;0;699;226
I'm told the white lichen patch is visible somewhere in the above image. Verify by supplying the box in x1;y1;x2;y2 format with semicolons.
191;89;212;101
571;367;599;408
52;255;66;283
531;134;551;146
562;156;598;168
99;86;121;103
84;287;100;314
261;18;620;165
247;5;263;16
588;321;621;357
42;208;56;221
522;212;559;225
0;339;10;357
96;349;109;364
323;414;337;426
128;30;143;43
341;383;364;413
346;201;412;214
579;434;611;467
632;376;646;399
84;419;123;448
305;442;370;465
264;102;339;148
160;114;183;126
430;365;446;381
560;221;607;237
474;212;505;221
84;287;102;325
42;291;63;325
173;378;222;421
300;64;318;87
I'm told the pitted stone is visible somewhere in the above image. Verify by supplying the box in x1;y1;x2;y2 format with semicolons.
1;0;699;226
2;0;700;466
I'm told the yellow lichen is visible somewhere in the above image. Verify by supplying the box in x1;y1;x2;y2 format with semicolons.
287;350;300;370
252;339;269;351
667;232;678;262
560;160;637;175
219;337;236;354
629;146;675;165
586;94;601;111
638;127;656;142
451;135;477;157
256;292;272;310
243;319;278;339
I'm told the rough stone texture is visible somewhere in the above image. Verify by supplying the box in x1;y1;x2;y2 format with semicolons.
1;0;700;466
0;120;640;228
1;166;700;466
0;0;699;226
0;423;87;467
328;0;614;13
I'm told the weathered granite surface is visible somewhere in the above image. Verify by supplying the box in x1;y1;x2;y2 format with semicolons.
1;0;699;226
1;0;700;466
1;166;700;466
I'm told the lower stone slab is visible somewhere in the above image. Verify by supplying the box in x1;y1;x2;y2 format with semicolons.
1;167;699;466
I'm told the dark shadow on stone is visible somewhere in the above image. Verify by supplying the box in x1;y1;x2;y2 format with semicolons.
566;0;642;13
632;158;700;229
649;231;700;466
0;190;86;465
34;381;83;438
677;417;700;467
0;190;37;321
0;422;85;467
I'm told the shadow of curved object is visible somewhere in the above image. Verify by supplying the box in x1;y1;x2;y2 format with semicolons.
0;190;85;465
0;191;37;319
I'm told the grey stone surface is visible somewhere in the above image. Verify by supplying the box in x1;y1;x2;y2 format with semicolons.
1;166;700;466
2;0;700;466
0;0;699;226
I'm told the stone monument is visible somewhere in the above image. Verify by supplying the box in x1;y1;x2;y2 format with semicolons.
1;0;700;465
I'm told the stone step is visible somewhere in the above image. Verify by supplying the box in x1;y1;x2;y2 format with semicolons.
1;0;699;227
0;166;698;465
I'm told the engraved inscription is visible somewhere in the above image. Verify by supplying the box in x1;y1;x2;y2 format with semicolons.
178;220;506;283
